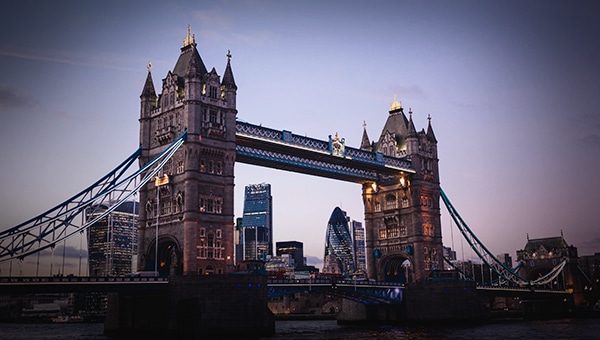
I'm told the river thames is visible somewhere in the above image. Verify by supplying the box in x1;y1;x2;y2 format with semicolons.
1;318;599;339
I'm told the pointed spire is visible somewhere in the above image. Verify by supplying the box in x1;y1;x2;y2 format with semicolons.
426;114;437;143
221;49;237;89
407;108;418;138
140;61;157;99
360;120;371;151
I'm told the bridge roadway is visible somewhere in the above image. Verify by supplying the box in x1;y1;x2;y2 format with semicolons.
0;276;403;303
0;276;168;294
0;276;569;304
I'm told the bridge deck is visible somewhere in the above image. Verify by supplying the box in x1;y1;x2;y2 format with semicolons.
236;121;414;183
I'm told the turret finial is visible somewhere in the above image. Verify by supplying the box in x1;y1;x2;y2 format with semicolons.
362;120;367;130
427;113;432;122
147;61;152;73
390;94;402;111
226;49;232;61
183;25;195;47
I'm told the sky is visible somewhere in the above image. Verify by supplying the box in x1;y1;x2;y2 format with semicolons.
0;0;599;275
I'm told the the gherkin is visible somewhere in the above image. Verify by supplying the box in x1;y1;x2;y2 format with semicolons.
323;207;355;276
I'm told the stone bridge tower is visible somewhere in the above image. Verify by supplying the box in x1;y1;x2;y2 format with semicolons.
361;97;443;282
138;27;237;276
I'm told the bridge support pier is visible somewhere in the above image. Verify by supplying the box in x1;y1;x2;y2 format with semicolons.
337;299;401;324
104;275;274;338
404;281;489;322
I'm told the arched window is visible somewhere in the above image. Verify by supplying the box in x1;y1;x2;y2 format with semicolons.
385;194;397;209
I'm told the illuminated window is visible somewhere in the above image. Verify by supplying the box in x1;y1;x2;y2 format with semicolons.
385;194;397;209
401;197;409;208
375;201;381;212
216;161;222;175
379;229;387;239
200;159;205;172
199;198;206;212
209;160;214;174
176;160;184;174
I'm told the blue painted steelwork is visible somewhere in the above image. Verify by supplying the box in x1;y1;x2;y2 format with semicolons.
267;278;403;304
441;188;566;287
236;121;414;183
0;131;187;263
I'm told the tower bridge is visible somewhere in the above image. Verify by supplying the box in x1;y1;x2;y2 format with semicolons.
0;27;587;335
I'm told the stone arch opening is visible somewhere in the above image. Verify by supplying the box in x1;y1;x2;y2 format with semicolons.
145;236;183;277
380;255;412;283
524;264;553;282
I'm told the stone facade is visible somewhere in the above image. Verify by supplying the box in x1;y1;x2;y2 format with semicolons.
361;98;443;282
138;28;237;276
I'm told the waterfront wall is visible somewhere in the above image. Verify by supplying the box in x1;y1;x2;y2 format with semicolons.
104;275;274;337
403;280;489;322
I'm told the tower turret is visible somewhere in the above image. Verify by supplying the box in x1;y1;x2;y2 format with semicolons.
406;108;418;155
221;50;237;109
360;121;372;151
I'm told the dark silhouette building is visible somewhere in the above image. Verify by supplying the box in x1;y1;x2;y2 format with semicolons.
276;241;304;268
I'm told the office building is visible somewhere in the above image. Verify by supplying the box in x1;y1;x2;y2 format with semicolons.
322;207;355;276
276;241;304;268
87;201;139;276
241;183;273;261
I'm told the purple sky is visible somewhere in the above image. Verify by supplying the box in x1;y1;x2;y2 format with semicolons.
1;1;599;274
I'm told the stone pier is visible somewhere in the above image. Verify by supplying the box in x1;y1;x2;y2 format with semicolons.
104;275;274;338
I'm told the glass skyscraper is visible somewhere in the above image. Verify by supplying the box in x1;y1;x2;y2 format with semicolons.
352;220;367;274
86;201;139;276
241;183;273;261
323;207;355;276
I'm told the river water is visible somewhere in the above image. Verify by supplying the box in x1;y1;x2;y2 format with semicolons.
0;318;599;339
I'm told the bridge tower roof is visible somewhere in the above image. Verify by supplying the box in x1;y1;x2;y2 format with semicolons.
172;25;208;79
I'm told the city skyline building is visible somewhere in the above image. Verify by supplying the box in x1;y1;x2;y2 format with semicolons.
351;220;367;275
86;201;139;276
276;241;304;269
322;207;355;276
241;183;273;261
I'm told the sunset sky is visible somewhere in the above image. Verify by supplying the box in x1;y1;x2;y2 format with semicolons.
1;1;599;274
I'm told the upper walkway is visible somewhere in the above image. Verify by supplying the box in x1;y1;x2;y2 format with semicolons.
235;121;414;183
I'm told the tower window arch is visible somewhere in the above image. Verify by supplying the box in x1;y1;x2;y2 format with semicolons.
385;194;397;209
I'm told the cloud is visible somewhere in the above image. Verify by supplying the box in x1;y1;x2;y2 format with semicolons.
39;245;88;259
305;255;322;268
0;84;35;109
386;84;425;100
0;49;135;72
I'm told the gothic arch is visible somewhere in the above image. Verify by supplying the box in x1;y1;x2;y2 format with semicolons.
378;253;413;283
145;235;183;277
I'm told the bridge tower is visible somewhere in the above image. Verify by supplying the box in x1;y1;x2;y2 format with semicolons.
361;97;443;282
138;27;237;276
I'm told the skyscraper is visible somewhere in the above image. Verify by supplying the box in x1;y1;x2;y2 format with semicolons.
241;183;273;261
87;201;139;276
323;207;355;276
351;220;367;274
276;241;304;268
